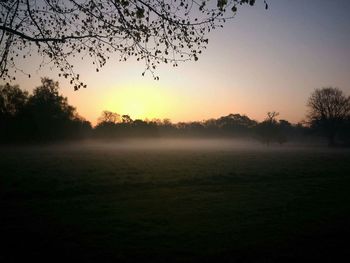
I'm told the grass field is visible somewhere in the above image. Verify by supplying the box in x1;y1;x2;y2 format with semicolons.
1;140;350;262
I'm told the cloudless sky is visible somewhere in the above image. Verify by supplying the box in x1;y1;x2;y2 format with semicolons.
5;0;350;125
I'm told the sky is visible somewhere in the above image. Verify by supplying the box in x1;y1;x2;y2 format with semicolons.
4;0;350;125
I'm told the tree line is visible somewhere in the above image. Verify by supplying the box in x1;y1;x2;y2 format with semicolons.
94;110;307;145
1;78;349;146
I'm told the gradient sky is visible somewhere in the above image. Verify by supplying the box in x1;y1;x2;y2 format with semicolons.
5;0;350;125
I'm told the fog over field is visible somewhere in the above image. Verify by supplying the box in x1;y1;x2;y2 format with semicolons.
72;138;270;151
8;137;334;153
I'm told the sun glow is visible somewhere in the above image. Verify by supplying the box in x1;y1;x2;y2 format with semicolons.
104;84;170;120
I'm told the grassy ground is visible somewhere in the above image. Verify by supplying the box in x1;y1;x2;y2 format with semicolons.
1;141;350;262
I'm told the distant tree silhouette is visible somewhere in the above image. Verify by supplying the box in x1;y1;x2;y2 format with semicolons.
132;119;159;137
0;83;28;140
95;110;121;138
277;119;292;144
95;111;162;138
0;0;266;88
214;113;257;136
122;115;133;123
307;87;350;146
98;111;121;124
93;111;310;142
256;111;287;145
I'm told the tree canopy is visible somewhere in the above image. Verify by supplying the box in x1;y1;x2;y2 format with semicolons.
307;87;350;146
0;0;266;89
0;78;91;141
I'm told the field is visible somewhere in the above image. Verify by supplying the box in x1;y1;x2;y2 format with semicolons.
1;139;350;262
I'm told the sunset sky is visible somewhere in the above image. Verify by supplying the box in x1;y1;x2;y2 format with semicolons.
5;0;350;125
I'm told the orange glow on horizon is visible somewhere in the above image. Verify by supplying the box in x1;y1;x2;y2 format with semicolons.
103;84;171;121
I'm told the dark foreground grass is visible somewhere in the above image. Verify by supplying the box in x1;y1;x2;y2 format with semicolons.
1;142;350;262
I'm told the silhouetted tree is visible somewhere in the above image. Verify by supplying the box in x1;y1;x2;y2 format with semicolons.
256;111;281;145
307;87;350;146
0;0;266;88
95;111;163;138
1;78;92;142
25;77;91;140
214;113;257;136
122;114;133;123
156;118;177;136
0;83;28;140
98;111;121;124
276;119;291;144
95;110;121;138
0;83;28;117
132;119;159;137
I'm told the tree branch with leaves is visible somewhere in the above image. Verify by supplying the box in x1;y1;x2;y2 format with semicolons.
0;0;267;89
